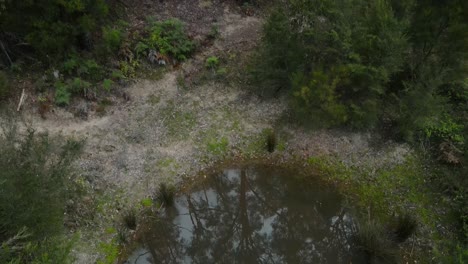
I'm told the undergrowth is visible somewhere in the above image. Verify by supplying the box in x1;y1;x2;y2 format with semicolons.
306;154;461;262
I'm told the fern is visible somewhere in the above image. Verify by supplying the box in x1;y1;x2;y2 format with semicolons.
144;19;195;61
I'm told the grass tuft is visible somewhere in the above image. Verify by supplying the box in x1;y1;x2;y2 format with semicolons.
391;212;418;243
157;183;175;207
266;129;276;153
122;209;137;230
354;220;397;263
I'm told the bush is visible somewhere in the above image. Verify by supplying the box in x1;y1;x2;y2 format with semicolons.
1;0;109;59
291;69;348;128
205;56;219;69
143;18;195;61
102;79;113;92
62;56;105;82
424;115;465;146
101;26;123;54
251;0;408;128
252;0;467;132
70;77;92;95
54;81;71;106
0;117;82;262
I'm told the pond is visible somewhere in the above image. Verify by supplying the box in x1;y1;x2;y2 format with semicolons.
125;165;359;264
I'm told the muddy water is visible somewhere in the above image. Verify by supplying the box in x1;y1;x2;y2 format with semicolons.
125;165;357;264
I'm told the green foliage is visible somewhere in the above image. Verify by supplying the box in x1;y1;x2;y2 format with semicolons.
101;26;123;54
62;56;104;81
70;77;91;94
97;238;119;264
291;69;348;127
119;60;139;78
434;242;468;264
54;81;71;106
424;115;465;145
78;59;104;81
12;235;76;264
102;79;113;92
134;41;150;59
140;198;153;208
143;18;195;61
249;8;302;95
0;118;82;262
62;57;80;75
111;70;125;81
205;56;219;69
206;136;229;156
1;0;109;59
253;0;467;132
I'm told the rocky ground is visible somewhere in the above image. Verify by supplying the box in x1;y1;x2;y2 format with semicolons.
13;3;415;263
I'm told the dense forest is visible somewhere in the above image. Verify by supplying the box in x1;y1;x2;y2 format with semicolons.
0;0;466;263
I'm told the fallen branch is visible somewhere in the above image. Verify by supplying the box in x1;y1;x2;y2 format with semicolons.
17;89;25;112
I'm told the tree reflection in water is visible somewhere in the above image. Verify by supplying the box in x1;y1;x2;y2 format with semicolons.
134;165;356;264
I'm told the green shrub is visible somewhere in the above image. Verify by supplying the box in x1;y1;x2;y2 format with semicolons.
424;115;465;145
1;0;109;59
134;42;150;59
78;59;104;81
102;26;123;54
140;198;153;207
205;56;219;69
102;79;113;92
62;57;80;75
0;118;82;262
249;8;302;95
54;81;71;106
111;70;125;80
144;18;195;61
291;69;348;127
62;56;104;82
253;0;467;129
97;238;119;264
119;60;139;78
252;0;467;131
70;77;91;95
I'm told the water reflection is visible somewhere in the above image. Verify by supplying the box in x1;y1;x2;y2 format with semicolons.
126;165;356;264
